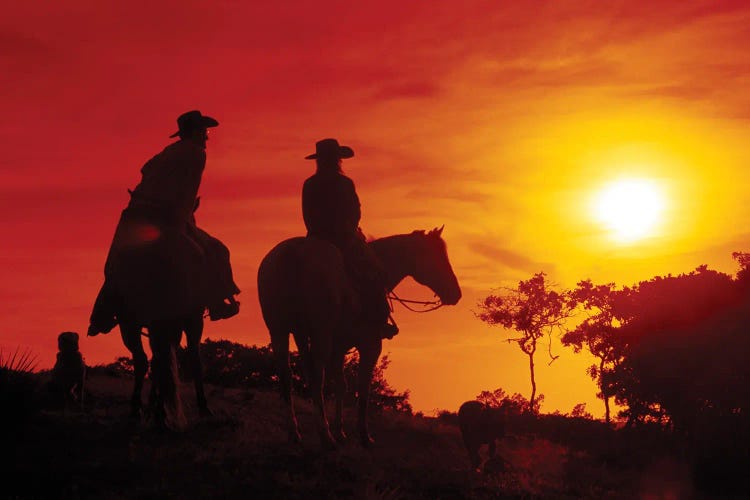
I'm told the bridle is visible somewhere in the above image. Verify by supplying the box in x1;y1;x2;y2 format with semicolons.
387;289;443;313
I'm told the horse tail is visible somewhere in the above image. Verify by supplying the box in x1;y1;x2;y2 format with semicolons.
149;320;187;432
163;342;186;431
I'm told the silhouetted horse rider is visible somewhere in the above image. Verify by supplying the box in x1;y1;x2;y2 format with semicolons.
302;138;398;339
88;110;240;336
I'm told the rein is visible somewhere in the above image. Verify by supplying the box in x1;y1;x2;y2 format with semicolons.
387;290;443;313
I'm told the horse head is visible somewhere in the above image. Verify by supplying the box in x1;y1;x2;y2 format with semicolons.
409;226;462;305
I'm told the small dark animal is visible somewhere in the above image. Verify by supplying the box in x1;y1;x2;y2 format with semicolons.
458;400;506;470
52;331;86;409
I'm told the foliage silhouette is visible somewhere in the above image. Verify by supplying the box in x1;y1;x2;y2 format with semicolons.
173;339;412;414
475;386;543;415
474;255;750;494
563;280;631;424
612;265;742;428
477;272;573;412
559;259;750;494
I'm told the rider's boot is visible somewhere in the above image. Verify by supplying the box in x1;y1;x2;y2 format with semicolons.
380;319;399;340
87;283;118;336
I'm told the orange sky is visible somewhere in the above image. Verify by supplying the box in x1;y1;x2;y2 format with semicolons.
3;1;750;417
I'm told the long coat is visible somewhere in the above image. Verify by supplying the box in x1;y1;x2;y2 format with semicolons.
104;140;208;323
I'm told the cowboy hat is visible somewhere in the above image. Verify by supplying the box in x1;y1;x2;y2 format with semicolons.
305;138;354;160
169;110;219;138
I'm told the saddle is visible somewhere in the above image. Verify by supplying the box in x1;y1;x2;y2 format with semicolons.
297;236;397;339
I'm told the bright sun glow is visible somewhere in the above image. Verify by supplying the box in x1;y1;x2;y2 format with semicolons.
594;179;665;243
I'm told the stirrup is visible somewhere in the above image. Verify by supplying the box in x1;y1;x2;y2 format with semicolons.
87;318;117;337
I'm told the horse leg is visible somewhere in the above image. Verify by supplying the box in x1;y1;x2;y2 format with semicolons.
271;329;301;443
330;348;347;442
119;321;148;419
309;329;336;449
148;320;187;432
185;314;211;416
357;335;383;447
292;332;311;398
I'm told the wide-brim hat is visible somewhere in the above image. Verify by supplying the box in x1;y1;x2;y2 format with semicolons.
169;110;219;138
305;138;354;160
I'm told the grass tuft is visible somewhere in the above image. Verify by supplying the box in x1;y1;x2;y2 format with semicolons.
1;347;41;434
1;346;38;373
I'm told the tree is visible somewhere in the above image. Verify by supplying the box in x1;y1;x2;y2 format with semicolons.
732;251;750;285
476;387;510;408
613;266;742;429
476;386;543;414
570;403;593;420
563;280;630;424
477;272;573;412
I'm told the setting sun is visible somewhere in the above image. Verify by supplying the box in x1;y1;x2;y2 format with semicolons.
594;179;665;243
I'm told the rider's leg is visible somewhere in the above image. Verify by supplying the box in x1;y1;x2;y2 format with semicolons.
343;237;399;340
87;280;119;336
190;225;240;321
362;283;399;340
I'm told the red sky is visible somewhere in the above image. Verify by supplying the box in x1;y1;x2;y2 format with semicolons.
3;1;750;416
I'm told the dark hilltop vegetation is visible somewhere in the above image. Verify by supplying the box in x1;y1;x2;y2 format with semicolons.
3;339;747;499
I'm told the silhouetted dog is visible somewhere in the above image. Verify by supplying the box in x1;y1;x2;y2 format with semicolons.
458;400;506;470
52;331;86;409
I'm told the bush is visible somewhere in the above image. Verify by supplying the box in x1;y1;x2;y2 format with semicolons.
174;339;412;413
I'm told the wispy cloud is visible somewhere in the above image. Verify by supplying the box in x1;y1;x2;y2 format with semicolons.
469;239;554;275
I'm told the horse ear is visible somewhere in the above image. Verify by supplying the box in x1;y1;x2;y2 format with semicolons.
436;225;444;237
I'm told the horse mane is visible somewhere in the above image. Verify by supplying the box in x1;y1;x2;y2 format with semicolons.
369;226;446;245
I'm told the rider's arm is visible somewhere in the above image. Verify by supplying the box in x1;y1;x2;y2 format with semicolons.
174;147;206;224
342;176;361;232
302;177;319;234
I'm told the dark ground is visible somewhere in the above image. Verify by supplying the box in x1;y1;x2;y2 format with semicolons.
4;373;738;499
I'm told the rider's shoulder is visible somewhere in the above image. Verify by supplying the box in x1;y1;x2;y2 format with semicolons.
164;140;206;161
334;173;356;188
304;171;355;190
302;174;317;187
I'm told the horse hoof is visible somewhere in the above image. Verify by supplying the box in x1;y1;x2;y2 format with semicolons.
333;430;347;443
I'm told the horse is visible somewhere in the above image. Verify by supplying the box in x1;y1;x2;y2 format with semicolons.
257;226;461;448
98;205;216;431
98;193;243;428
118;313;211;420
